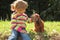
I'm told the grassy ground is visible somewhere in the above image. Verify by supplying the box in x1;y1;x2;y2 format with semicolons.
0;21;60;33
0;21;60;40
44;21;60;35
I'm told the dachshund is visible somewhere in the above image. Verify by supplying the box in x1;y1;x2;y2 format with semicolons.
31;13;44;33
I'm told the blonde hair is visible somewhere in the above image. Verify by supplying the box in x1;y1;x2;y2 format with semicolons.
11;0;28;11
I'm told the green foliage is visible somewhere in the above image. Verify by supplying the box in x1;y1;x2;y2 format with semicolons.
0;0;60;21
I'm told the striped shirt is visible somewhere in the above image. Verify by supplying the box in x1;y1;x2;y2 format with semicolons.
11;12;30;32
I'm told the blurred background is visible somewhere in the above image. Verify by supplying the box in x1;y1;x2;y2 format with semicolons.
0;0;60;40
0;0;60;21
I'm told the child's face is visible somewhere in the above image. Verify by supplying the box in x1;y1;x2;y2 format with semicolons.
16;8;26;13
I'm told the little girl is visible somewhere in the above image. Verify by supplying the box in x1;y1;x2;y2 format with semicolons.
8;0;31;40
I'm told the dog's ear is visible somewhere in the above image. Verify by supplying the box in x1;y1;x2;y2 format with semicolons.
36;17;41;24
36;19;39;24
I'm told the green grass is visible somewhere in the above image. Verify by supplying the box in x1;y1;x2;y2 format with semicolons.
0;21;60;35
44;21;60;34
0;21;11;33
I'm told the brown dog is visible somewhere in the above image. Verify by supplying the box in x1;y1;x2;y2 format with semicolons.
31;13;44;32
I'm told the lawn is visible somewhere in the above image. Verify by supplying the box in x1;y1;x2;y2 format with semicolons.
0;21;60;40
0;21;60;33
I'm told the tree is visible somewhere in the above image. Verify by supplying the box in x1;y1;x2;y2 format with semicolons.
0;0;60;21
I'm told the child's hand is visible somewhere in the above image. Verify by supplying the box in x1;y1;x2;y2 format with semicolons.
20;30;27;33
27;18;33;23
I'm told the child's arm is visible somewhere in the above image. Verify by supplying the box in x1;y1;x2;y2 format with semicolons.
26;18;33;23
11;13;17;29
11;13;23;32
